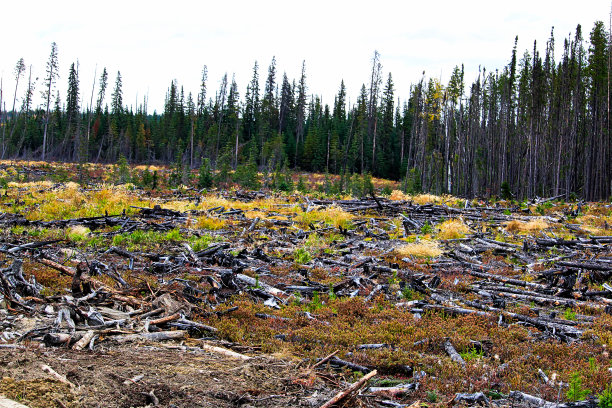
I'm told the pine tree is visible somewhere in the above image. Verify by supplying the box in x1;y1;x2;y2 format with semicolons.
41;42;59;160
65;62;80;160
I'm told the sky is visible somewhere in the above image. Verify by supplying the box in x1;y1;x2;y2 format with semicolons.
1;0;610;114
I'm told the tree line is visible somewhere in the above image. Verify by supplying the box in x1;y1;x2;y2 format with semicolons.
0;21;610;200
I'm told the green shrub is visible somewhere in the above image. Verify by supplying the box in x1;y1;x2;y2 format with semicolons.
566;372;591;401
598;383;612;408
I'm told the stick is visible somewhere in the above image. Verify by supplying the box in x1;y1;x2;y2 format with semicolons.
319;369;377;408
72;330;95;351
199;343;252;360
312;349;340;368
149;313;181;326
41;364;76;388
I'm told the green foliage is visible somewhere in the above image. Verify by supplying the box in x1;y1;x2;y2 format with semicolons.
215;152;232;185
362;173;374;195
388;270;400;285
234;156;260;190
421;221;433;234
198;158;214;189
164;228;183;241
460;346;484;361
426;390;439;403
566;372;591;401
297;175;309;193
381;183;393;196
328;284;337;301
272;161;293;192
168;152;184;187
500;181;512;200
115;155;131;184
564;307;577;321
307;290;323;311
294;247;312;265
189;234;214;252
138;168;156;189
598;383;612;408
402;285;416;300
402;168;421;194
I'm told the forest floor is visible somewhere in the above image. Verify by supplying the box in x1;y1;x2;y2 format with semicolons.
0;160;611;408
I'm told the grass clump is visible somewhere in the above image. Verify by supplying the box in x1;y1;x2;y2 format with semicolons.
505;218;549;233
395;240;442;258
437;218;470;240
294;205;354;229
196;215;226;230
67;226;91;243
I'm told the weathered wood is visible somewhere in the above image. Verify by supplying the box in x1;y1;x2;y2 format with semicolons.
72;330;95;351
444;338;466;369
199;343;252;360
0;396;31;408
113;330;187;343
319;369;377;408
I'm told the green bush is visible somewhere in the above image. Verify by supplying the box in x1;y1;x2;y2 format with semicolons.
566;372;591;401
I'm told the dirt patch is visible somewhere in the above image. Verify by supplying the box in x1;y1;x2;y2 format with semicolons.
0;344;334;408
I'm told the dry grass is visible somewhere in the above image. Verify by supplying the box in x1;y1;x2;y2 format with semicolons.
437;218;471;240
575;214;612;235
389;190;410;200
294;205;354;229
195;216;227;230
389;190;460;206
395;239;443;258
7;180;54;189
505;218;549;233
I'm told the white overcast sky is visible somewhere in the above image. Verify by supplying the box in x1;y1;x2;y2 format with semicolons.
1;0;609;113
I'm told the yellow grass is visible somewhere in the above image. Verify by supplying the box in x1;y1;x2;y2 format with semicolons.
27;183;147;221
388;190;460;206
132;164;165;172
575;214;612;235
7;180;54;189
437;218;471;240
395;240;443;258
196;216;227;230
389;190;410;200
505;218;549;233
294;205;354;229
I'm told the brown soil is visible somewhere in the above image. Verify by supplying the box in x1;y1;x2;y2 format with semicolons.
0;344;336;408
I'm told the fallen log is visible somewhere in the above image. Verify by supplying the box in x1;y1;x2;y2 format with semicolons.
199;342;252;360
112;330;187;343
444;338;466;370
319;369;377;408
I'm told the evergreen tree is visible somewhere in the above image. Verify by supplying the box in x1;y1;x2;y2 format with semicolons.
41;42;59;160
